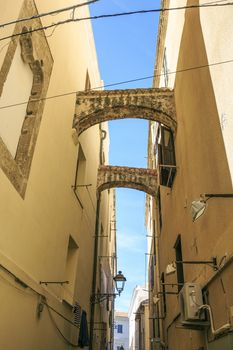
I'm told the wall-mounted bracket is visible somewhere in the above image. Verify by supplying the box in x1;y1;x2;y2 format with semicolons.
175;257;218;271
90;293;117;304
39;280;69;286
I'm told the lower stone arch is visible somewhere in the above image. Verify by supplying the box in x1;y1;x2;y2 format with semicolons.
97;165;158;197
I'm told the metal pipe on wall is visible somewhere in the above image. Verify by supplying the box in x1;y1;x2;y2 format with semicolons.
90;123;107;350
153;195;165;345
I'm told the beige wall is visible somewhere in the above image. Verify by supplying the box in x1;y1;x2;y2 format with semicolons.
0;1;115;349
200;0;233;183
0;44;33;157
148;1;233;349
159;0;187;89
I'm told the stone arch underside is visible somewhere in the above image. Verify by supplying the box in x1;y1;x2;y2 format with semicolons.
74;88;176;135
97;165;158;196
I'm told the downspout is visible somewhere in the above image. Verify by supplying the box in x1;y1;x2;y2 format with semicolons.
89;124;107;350
153;195;165;346
89;193;101;350
111;204;117;350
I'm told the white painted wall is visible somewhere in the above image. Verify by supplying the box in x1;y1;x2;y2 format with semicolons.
159;0;187;88
200;0;233;185
128;286;148;350
114;313;129;350
0;44;33;157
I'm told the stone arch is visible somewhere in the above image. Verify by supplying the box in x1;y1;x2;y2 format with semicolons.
97;165;158;196
74;88;177;135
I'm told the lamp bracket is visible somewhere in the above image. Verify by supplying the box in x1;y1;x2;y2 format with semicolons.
175;257;218;270
90;293;118;304
39;280;69;285
157;291;178;295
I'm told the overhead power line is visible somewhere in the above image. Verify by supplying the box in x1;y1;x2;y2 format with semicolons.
0;1;233;42
0;58;232;111
0;0;99;29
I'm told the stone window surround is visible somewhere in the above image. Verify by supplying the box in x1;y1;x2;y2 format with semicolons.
0;0;53;198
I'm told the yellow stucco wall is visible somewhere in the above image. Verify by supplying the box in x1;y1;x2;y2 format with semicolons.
0;1;115;349
149;1;233;349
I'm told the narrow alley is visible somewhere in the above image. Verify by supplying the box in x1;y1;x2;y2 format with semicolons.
0;1;233;350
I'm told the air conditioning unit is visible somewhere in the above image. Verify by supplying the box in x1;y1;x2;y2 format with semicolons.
179;283;204;323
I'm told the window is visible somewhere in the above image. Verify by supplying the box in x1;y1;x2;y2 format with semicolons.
85;70;91;91
157;125;176;187
162;47;169;87
63;235;79;303
150;255;156;289
117;324;123;333
76;145;86;186
161;272;166;315
174;235;184;292
157;188;162;229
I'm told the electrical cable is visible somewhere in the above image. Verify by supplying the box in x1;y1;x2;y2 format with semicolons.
0;263;80;334
0;2;233;42
0;58;232;111
0;0;99;30
46;305;80;348
44;301;79;329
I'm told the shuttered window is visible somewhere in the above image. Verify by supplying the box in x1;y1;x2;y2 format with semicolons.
157;126;176;187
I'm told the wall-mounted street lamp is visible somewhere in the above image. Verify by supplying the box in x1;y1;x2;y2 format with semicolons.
191;193;233;222
165;257;218;276
91;271;126;304
113;270;126;295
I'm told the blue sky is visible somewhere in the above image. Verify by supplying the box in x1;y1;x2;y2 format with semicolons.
90;0;160;312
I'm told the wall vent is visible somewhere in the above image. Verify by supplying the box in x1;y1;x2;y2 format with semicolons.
73;302;81;326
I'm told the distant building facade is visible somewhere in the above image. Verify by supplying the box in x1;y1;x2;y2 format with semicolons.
146;1;233;350
114;311;129;350
128;286;149;350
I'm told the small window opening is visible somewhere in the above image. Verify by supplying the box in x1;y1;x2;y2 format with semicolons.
157;125;176;187
63;235;79;303
162;47;169;87
85;70;91;91
174;235;184;292
76;145;86;186
161;272;166;315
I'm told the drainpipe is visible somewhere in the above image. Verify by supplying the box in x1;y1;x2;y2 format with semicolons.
89;124;107;350
112;227;118;350
99;124;107;165
89;193;101;350
153;195;164;346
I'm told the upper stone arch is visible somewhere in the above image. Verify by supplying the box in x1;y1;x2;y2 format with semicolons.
73;88;177;135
